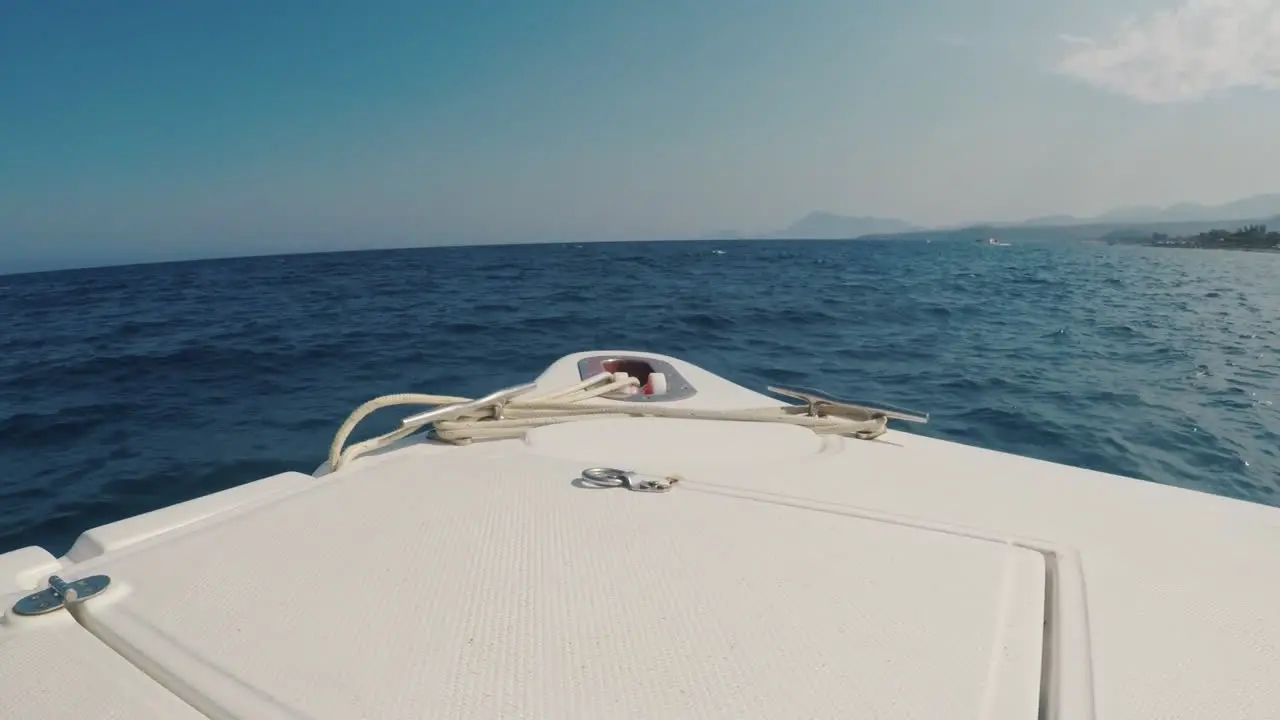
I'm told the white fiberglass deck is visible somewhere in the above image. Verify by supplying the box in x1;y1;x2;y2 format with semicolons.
2;350;1278;719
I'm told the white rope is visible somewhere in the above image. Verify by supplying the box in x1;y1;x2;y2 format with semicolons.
327;372;888;471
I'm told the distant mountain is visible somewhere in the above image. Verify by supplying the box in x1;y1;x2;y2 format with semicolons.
779;211;921;239
1016;193;1280;227
1018;214;1083;227
1093;205;1164;223
709;193;1280;243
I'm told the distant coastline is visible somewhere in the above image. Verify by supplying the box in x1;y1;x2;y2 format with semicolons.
1116;224;1280;252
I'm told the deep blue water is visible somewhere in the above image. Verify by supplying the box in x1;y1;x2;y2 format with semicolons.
2;239;1278;555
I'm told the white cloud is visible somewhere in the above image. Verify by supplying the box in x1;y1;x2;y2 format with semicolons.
1056;0;1280;103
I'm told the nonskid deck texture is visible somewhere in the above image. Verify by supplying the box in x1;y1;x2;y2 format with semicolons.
2;351;1278;719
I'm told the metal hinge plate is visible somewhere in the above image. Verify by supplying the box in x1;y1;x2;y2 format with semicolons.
11;574;112;616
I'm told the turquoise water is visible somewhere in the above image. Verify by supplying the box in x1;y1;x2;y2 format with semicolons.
1;239;1277;554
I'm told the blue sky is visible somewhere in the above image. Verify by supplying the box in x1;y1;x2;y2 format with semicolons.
4;0;1280;271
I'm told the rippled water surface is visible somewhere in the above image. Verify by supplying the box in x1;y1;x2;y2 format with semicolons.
2;240;1278;554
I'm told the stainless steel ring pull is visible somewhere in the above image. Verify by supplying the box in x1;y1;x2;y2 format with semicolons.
580;468;678;492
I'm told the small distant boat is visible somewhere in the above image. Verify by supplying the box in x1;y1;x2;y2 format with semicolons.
712;249;727;255
978;237;1011;247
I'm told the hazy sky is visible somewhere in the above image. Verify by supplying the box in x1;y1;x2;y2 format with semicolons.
4;0;1280;270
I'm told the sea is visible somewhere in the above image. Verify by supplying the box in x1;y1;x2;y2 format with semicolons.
2;239;1278;555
